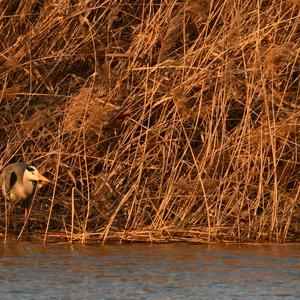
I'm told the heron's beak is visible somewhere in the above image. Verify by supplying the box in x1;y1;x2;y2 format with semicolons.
38;174;51;184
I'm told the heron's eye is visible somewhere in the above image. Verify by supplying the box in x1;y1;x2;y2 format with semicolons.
26;166;35;172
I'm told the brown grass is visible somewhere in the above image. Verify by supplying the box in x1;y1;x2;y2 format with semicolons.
0;0;300;243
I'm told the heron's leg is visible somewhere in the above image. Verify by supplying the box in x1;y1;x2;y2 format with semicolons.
24;207;28;223
4;198;9;243
18;198;33;240
24;202;28;218
24;207;30;235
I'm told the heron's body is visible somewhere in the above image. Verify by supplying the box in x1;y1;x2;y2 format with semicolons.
0;162;51;209
0;162;50;240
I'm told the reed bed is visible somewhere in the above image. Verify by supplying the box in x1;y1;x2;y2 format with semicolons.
0;0;300;243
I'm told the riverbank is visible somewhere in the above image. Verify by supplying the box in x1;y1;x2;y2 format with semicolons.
1;0;300;243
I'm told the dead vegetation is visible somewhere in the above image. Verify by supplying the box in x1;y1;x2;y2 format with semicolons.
0;0;300;243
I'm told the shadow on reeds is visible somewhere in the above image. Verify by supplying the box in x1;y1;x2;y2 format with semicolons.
0;0;300;243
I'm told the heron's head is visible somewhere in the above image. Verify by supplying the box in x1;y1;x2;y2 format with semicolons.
24;165;51;185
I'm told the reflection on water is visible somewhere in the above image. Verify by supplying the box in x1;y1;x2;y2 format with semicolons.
0;242;300;299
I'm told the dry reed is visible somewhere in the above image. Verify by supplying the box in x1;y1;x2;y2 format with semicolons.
0;0;300;243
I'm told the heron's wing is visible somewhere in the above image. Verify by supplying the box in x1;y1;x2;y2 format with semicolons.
1;165;18;196
9;171;17;189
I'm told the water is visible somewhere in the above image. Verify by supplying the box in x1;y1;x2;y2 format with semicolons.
0;242;300;299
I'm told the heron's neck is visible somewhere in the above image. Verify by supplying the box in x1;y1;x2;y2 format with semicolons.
11;179;34;202
22;178;37;197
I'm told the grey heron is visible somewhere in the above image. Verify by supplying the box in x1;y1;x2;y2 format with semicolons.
0;162;51;238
